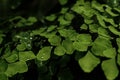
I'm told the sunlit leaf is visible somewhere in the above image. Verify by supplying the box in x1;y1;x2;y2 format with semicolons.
91;37;112;56
73;34;92;51
96;14;106;28
48;35;61;46
37;46;52;61
54;45;66;56
79;51;100;73
98;27;111;39
116;38;120;53
5;61;28;77
45;14;56;21
89;24;99;33
62;39;74;54
117;53;120;66
64;13;74;21
102;58;119;80
92;1;104;12
16;43;26;51
108;26;120;36
103;48;116;58
5;52;18;63
27;17;37;23
19;51;36;61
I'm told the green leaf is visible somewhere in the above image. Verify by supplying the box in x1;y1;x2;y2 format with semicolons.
19;51;36;61
5;51;18;63
78;51;100;73
103;17;117;27
48;35;61;46
5;61;28;77
103;48;116;58
89;24;99;33
92;1;104;12
116;38;120;53
102;58;119;80
62;39;74;54
80;24;88;30
108;26;120;36
91;37;112;56
37;46;52;61
47;25;56;32
27;17;37;23
54;45;66;56
98;27;111;39
58;16;70;26
105;6;118;17
64;13;74;21
0;60;8;72
0;73;8;80
59;0;68;5
96;14;106;28
58;29;78;40
16;43;26;51
117;53;120;66
45;14;56;21
73;34;92;51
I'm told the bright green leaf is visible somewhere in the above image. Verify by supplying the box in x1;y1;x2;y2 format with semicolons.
19;51;36;61
91;37;112;56
37;46;52;61
64;13;74;21
92;1;104;12
89;24;99;33
27;17;37;23
45;14;56;21
5;53;18;63
54;45;66;56
102;58;119;80
103;17;117;27
79;51;100;73
103;48;116;58
117;53;120;66
116;38;120;53
47;25;57;32
62;39;74;54
58;16;70;26
96;14;106;28
16;43;26;51
48;35;61;46
80;24;88;30
108;26;120;36
5;61;28;77
105;6;118;17
98;27;111;39
73;34;92;51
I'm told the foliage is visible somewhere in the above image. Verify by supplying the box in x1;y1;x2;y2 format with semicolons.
0;0;120;80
